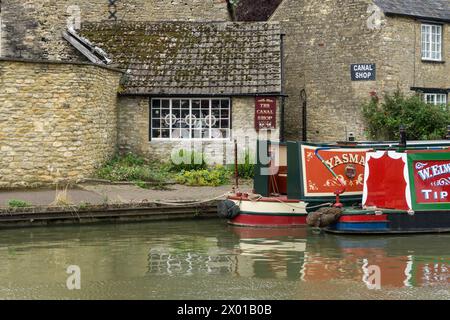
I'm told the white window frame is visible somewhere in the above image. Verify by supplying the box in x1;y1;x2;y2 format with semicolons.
150;98;231;141
421;24;443;61
424;93;448;106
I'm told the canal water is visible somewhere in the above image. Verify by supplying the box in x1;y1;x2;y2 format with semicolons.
0;219;449;300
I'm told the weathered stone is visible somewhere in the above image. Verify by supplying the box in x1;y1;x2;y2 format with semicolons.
271;0;450;142
0;59;122;188
0;0;230;61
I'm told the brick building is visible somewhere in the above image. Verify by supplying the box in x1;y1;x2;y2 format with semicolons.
270;0;450;142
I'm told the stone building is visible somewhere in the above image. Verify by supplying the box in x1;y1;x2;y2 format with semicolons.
1;0;449;188
0;1;283;187
0;0;230;60
270;0;450;141
72;21;283;162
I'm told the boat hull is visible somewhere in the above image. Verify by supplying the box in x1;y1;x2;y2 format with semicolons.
325;209;450;234
228;197;307;228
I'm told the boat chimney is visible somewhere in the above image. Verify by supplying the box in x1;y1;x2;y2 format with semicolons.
399;125;407;148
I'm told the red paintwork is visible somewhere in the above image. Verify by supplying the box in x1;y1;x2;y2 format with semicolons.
230;226;308;239
364;153;410;210
230;214;307;227
339;214;388;222
302;146;368;196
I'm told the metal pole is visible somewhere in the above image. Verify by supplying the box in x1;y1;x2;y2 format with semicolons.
234;139;239;190
399;125;407;149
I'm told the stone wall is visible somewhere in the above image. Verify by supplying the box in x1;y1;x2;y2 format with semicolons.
0;0;230;61
117;96;281;164
0;59;122;188
271;0;449;142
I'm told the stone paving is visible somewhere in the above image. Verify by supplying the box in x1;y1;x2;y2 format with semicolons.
0;183;252;207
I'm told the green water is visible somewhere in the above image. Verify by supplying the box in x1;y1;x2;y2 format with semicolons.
0;219;449;300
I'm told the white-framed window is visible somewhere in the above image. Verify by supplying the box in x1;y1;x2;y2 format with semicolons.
421;24;443;61
424;93;448;106
150;98;231;140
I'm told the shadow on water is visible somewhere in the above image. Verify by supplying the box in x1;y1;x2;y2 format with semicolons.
0;220;449;299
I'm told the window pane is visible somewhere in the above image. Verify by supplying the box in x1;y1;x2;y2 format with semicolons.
152;108;161;118
152;119;161;128
152;99;160;108
161;100;170;108
161;130;170;139
221;100;230;108
192;100;200;109
152;129;161;138
221;109;229;118
201;100;209;109
212;100;220;109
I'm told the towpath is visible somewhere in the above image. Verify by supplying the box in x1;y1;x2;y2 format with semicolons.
0;183;252;207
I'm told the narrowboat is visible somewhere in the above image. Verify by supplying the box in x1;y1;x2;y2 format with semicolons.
218;139;450;229
218;140;370;227
323;147;450;234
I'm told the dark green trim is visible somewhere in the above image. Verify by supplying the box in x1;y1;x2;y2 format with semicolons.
407;153;450;211
287;141;302;200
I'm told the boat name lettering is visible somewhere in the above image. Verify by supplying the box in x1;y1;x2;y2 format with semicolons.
417;163;450;181
325;154;365;169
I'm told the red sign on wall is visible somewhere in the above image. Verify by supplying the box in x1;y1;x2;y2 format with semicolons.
255;97;277;131
414;160;450;203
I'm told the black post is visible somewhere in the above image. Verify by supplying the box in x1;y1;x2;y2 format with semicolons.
280;96;286;142
234;139;239;190
399;125;407;148
280;34;286;142
301;89;307;142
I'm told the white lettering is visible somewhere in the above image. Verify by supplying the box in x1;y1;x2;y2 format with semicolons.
421;190;432;200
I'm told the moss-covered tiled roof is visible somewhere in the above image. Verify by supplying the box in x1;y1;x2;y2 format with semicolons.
79;21;282;96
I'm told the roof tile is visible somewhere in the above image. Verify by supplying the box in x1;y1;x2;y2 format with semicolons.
80;21;282;95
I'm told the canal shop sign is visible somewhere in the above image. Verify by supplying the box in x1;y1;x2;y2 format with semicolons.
255;97;277;131
414;161;450;203
351;64;376;81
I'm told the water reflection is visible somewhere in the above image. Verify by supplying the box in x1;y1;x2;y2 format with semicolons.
145;224;450;288
0;220;448;299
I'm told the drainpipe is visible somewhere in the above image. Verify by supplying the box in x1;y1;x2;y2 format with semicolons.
280;33;286;142
301;89;307;142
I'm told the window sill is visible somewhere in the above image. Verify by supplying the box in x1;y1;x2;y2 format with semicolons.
421;59;445;64
150;138;232;142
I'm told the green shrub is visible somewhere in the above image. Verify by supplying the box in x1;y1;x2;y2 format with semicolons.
363;91;450;140
175;166;231;187
7;199;32;208
169;149;208;172
97;153;173;183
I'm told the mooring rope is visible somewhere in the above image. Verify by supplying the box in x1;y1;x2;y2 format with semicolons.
147;192;232;207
